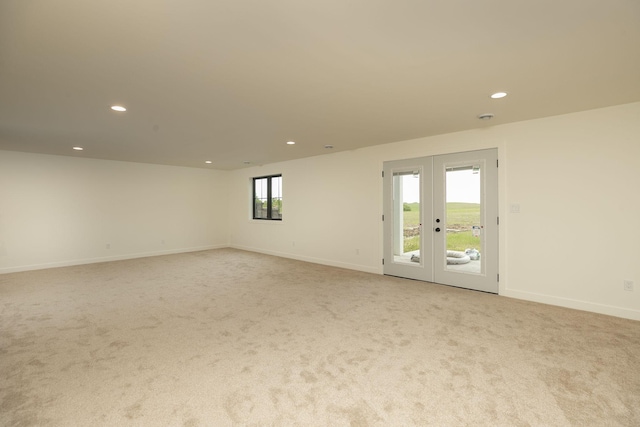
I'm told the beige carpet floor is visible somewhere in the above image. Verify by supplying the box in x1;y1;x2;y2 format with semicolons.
1;248;639;426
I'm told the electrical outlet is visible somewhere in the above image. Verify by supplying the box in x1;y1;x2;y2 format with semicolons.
623;280;634;292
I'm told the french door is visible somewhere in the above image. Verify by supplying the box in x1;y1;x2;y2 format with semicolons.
383;149;498;293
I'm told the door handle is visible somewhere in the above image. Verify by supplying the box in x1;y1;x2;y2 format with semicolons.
434;227;441;232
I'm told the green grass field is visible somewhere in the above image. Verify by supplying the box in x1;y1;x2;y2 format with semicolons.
403;202;481;252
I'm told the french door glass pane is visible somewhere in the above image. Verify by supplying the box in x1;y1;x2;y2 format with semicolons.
445;165;481;274
393;171;420;264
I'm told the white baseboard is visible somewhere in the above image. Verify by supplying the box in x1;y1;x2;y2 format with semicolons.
232;246;639;321
230;244;381;275
5;245;637;322
0;245;228;274
502;288;640;321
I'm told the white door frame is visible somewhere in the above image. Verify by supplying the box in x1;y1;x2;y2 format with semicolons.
383;149;499;293
382;157;433;282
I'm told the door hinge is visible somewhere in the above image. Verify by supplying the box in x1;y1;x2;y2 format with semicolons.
382;214;385;221
382;171;384;178
382;258;385;265
497;274;500;282
496;159;499;167
497;216;499;225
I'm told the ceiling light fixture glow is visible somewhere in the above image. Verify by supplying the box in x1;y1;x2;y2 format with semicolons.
111;105;127;112
286;141;296;145
490;92;507;99
205;161;212;164
73;146;84;151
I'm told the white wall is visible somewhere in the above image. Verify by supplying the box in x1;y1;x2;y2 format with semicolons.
499;103;640;319
2;103;638;320
0;151;229;273
229;102;640;320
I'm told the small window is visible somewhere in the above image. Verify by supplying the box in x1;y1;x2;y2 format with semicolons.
253;174;282;220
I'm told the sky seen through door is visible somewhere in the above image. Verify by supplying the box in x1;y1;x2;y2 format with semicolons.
403;168;480;203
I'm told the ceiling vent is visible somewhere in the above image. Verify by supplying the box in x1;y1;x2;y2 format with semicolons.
477;113;494;120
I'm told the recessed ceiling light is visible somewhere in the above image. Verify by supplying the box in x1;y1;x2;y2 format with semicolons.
324;145;334;149
73;146;84;151
205;161;212;164
286;141;296;145
490;92;507;99
111;105;126;112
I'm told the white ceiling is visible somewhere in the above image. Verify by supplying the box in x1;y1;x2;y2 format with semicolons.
1;0;639;170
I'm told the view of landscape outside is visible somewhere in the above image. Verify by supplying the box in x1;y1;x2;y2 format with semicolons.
444;167;481;253
402;167;481;253
400;174;421;253
254;176;282;219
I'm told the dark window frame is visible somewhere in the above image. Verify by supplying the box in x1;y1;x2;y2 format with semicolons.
252;174;282;221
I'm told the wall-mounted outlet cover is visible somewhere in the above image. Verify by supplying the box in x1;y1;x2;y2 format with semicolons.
623;280;634;291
